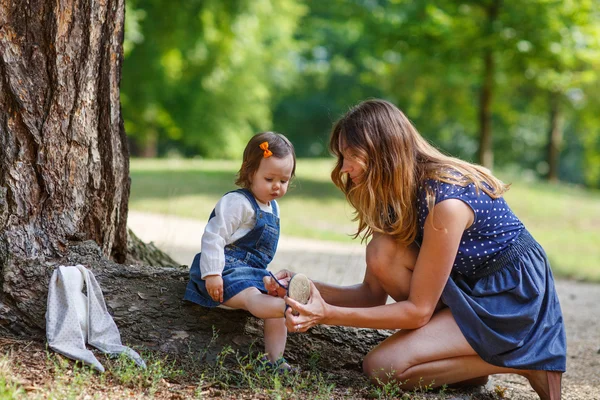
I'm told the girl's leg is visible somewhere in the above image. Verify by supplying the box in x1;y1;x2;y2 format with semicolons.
363;308;560;399
224;289;290;366
263;317;287;363
223;287;285;319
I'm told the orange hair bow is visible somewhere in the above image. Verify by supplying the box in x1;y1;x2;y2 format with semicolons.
259;142;273;158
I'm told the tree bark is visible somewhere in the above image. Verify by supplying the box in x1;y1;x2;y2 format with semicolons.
0;1;384;371
477;0;501;170
546;91;563;182
0;0;129;333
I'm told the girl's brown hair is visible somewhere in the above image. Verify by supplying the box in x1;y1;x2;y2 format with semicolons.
236;132;296;188
329;99;509;245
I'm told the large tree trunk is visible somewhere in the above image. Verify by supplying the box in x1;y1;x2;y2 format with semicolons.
546;91;563;182
0;0;129;333
0;1;379;371
477;0;501;170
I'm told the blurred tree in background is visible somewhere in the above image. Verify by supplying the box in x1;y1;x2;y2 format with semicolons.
122;0;305;158
122;0;600;187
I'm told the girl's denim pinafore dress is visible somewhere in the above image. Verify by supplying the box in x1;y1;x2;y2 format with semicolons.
184;189;280;307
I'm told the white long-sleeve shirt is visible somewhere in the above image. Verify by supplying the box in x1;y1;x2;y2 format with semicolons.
199;192;276;279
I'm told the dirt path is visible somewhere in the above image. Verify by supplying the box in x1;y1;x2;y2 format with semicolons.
128;211;600;399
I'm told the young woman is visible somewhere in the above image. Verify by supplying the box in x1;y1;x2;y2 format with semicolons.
268;99;565;399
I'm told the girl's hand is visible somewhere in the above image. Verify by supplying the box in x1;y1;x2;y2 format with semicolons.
284;281;327;333
205;275;224;302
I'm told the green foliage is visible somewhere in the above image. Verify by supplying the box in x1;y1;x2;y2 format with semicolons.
122;0;306;158
122;0;600;187
0;357;24;400
368;368;447;399
185;330;336;399
43;351;98;400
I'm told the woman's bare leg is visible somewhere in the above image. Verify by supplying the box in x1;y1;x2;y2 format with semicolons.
390;356;559;399
223;287;285;319
363;308;560;399
362;308;479;386
366;236;484;383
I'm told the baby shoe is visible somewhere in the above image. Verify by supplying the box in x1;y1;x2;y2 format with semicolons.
260;356;300;374
286;273;310;316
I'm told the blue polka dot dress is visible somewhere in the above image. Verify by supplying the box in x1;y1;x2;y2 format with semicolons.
416;179;566;372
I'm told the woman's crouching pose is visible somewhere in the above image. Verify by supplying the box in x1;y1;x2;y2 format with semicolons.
269;99;565;399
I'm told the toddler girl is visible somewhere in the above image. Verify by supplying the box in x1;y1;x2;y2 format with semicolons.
184;131;309;371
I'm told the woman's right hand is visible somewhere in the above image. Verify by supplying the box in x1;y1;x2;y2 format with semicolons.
285;281;328;333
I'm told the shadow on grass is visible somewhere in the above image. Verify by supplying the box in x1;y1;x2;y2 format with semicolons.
130;170;343;202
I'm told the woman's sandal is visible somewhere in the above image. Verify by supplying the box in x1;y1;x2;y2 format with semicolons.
527;370;562;400
546;371;562;400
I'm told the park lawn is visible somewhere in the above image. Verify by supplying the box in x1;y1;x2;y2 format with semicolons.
129;158;600;282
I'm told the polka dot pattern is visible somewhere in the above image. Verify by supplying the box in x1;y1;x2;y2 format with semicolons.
46;265;147;372
416;179;524;277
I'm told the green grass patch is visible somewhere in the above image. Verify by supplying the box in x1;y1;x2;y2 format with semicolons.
503;178;600;282
0;356;25;400
130;158;600;282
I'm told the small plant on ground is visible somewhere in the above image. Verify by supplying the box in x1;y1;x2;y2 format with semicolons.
494;384;507;398
368;369;451;400
0;356;25;400
107;351;184;396
43;350;97;399
368;368;407;399
196;343;335;399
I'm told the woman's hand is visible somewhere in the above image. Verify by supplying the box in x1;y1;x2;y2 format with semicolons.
285;281;328;333
264;269;295;298
205;275;224;302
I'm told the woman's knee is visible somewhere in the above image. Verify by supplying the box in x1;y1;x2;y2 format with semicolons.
362;351;382;382
362;347;410;384
366;235;418;278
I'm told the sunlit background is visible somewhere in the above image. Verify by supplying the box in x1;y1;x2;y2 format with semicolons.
122;0;600;281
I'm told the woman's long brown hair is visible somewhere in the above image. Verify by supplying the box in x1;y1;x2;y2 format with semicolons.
329;99;509;245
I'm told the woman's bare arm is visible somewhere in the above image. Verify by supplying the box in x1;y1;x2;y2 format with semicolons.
272;266;388;308
286;199;473;331
312;266;388;308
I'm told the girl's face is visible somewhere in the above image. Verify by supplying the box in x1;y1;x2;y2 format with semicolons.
339;137;365;184
249;154;294;204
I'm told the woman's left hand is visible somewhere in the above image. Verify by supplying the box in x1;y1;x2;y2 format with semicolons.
285;281;327;333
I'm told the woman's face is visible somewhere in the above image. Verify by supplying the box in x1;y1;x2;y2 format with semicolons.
339;137;365;184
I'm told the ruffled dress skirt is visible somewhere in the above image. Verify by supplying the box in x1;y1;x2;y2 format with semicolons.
441;230;566;371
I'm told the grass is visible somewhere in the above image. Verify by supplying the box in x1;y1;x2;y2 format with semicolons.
0;336;505;400
129;158;600;282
